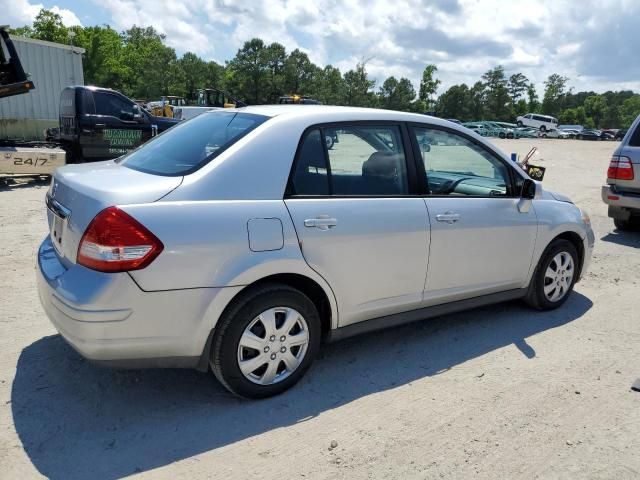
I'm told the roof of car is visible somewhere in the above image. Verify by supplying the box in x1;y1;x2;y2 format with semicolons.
228;104;443;123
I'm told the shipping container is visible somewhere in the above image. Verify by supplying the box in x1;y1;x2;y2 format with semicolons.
0;35;84;141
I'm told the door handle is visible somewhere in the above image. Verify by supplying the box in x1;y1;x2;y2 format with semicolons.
304;216;337;230
435;211;461;224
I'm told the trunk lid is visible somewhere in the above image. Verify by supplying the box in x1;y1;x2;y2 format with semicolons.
46;160;182;266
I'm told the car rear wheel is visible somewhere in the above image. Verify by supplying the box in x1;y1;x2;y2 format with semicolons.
540;125;547;132
210;284;321;398
524;239;579;311
507;132;514;139
614;217;639;231
517;121;523;127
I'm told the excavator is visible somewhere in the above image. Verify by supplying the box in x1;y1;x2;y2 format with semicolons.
0;26;34;98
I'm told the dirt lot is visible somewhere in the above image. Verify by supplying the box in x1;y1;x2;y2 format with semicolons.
0;139;639;479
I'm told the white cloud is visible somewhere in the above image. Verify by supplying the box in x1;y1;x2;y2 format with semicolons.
8;0;640;95
0;0;81;27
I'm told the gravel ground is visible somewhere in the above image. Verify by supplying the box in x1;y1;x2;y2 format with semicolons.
0;138;639;479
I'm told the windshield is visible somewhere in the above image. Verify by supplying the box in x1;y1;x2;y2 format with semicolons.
121;112;268;176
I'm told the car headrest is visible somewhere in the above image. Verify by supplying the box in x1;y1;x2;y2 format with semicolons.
362;152;401;178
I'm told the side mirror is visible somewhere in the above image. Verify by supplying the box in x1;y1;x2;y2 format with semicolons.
521;178;536;199
132;104;143;122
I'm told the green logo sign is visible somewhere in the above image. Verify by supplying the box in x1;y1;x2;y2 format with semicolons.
103;129;142;147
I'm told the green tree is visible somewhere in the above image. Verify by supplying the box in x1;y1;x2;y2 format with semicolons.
527;83;539;112
315;65;345;105
227;38;268;104
284;49;315;95
418;64;440;111
583;95;608;128
542;74;570;117
11;8;70;43
178;52;207;100
508;73;529;104
343;62;376;107
379;76;415;111
264;43;286;102
72;25;127;89
620;95;640;127
435;84;472;121
119;26;177;99
482;66;511;120
470;81;486;119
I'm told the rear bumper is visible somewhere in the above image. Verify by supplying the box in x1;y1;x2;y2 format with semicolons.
602;185;640;212
36;236;225;368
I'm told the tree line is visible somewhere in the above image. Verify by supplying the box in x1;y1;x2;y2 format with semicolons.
11;9;640;128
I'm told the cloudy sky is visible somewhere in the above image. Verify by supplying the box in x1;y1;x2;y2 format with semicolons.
5;0;640;95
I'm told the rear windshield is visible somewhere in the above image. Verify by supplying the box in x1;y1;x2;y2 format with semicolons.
59;88;76;116
121;112;269;176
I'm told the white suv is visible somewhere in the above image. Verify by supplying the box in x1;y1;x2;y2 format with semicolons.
517;113;559;132
37;107;594;398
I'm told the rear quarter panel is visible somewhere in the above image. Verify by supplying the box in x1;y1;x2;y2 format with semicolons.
122;200;339;326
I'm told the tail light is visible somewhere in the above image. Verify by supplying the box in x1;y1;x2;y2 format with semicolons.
608;156;634;181
77;207;163;272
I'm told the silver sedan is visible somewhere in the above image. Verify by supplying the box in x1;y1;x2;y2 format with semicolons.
37;106;595;398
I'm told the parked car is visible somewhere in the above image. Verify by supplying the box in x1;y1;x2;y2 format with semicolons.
558;124;584;131
614;129;628;141
37;106;594;398
516;113;559;131
559;129;581;139
483;121;515;139
462;122;491;136
514;127;539;138
602;115;640;230
540;129;571;139
576;129;613;141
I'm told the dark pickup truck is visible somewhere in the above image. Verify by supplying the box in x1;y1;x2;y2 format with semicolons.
57;86;179;163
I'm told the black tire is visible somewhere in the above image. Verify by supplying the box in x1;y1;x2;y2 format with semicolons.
517;121;523;127
524;239;579;311
614;217;638;231
499;132;506;139
507;132;514;139
540;125;547;132
541;133;547;138
210;284;322;398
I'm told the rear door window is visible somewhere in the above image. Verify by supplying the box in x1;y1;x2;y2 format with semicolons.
327;126;408;195
121;111;268;176
289;125;409;196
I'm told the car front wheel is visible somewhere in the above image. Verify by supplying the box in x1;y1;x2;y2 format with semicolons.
525;239;579;310
210;284;321;398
